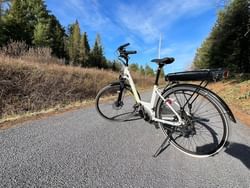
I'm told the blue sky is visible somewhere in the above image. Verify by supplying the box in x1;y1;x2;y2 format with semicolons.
45;0;222;73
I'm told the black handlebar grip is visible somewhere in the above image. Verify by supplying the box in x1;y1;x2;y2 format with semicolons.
126;50;137;54
118;43;130;50
170;57;175;62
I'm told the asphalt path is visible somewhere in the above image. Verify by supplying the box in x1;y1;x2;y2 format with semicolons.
0;92;250;187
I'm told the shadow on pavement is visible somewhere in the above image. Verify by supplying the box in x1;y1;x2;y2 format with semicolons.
225;142;250;169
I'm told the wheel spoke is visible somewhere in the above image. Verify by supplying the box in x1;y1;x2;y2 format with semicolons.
157;86;228;157
96;85;138;121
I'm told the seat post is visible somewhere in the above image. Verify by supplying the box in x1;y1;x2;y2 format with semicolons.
155;64;164;86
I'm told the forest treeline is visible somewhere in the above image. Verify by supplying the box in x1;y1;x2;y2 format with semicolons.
193;0;250;73
3;0;247;75
0;0;156;75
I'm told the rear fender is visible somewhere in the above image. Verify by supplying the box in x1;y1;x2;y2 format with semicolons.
163;83;236;123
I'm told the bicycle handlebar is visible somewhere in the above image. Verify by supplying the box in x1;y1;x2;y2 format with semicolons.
117;43;130;51
117;43;137;66
117;43;137;55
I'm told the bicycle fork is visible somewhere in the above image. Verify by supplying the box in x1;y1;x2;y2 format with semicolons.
115;79;126;107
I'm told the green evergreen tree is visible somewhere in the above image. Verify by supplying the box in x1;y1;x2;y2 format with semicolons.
193;0;250;73
2;0;67;58
139;65;145;75
0;0;7;45
83;32;90;53
145;64;155;76
33;21;50;46
112;60;121;71
89;34;107;68
3;0;48;44
68;20;81;66
48;15;66;58
106;60;113;69
79;32;90;67
160;68;165;77
130;63;139;72
0;0;3;20
4;0;32;43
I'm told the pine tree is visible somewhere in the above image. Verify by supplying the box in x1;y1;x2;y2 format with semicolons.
30;1;66;58
112;60;121;71
0;0;3;20
2;0;67;58
4;0;49;44
4;0;32;43
33;21;50;46
89;34;107;68
0;0;9;45
68;20;81;66
106;60;113;69
48;15;66;58
193;0;250;73
79;32;90;67
83;32;90;53
139;65;145;76
31;0;50;46
130;63;139;72
160;68;165;78
145;65;155;76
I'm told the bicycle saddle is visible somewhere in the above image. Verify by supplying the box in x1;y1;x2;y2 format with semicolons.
151;57;175;65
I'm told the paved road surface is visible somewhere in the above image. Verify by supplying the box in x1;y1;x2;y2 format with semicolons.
1;93;250;187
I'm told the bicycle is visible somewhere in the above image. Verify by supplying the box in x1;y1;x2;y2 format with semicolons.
95;43;236;158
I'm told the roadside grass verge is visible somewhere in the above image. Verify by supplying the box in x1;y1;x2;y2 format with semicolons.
208;79;250;126
0;55;156;126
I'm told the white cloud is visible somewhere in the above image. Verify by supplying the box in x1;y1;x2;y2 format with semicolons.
162;41;201;72
50;0;217;71
58;0;215;45
116;0;215;43
63;0;111;31
160;47;175;57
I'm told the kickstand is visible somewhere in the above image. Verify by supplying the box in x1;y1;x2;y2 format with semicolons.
153;135;171;158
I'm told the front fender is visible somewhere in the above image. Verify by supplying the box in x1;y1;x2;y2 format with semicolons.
109;81;130;88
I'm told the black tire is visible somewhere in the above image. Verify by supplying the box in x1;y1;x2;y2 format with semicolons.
96;83;138;121
155;85;229;157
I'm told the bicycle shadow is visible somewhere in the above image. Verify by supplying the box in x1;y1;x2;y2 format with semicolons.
110;112;143;122
224;142;250;169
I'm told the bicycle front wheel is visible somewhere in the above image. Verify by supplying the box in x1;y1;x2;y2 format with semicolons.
156;85;229;157
96;83;138;121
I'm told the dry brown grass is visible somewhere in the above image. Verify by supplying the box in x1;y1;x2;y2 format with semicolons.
208;80;250;127
0;55;156;121
0;41;65;65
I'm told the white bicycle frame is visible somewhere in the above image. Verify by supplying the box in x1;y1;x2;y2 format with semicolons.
121;65;184;126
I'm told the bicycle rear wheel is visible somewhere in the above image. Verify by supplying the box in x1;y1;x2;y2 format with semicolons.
96;83;138;121
155;85;229;157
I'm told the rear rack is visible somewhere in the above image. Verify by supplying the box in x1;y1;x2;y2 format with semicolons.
165;69;229;82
